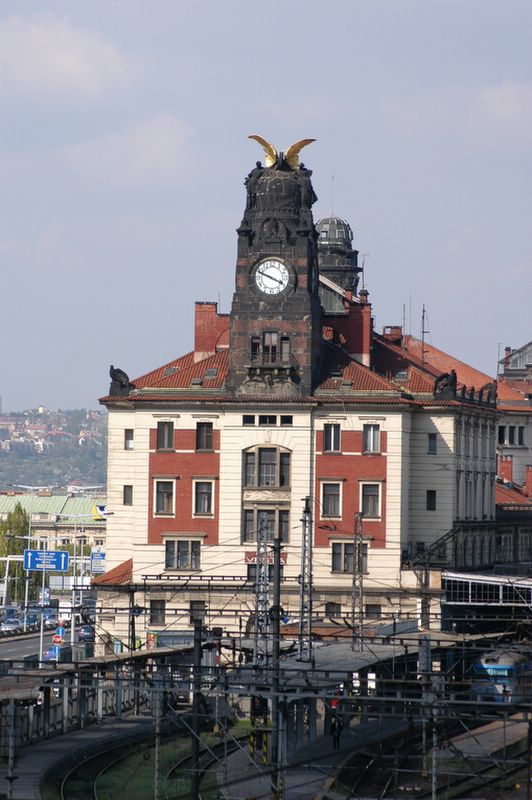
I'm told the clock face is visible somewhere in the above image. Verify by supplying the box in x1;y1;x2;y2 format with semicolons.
254;259;290;295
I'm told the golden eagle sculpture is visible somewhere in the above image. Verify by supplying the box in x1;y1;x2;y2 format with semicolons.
248;134;316;170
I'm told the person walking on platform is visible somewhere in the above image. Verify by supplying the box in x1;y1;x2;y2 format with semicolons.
330;715;342;750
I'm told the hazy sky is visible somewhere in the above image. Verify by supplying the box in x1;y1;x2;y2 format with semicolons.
1;1;530;411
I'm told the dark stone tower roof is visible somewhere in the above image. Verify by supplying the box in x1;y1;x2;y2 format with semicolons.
316;216;361;301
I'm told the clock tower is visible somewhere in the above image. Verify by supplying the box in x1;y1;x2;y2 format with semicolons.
227;139;323;396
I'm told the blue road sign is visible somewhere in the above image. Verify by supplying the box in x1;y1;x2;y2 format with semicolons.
44;645;61;661
90;551;106;574
23;549;70;572
56;626;65;638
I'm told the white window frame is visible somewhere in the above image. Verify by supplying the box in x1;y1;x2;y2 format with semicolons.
360;482;381;519
156;420;174;451
153;478;176;516
242;507;290;543
427;432;437;454
363;424;381;453
323;423;341;452
331;541;368;574
164;538;201;571
192;478;215;517
321;481;342;519
124;429;134;450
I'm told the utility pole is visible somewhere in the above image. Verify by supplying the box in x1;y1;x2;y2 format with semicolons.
253;517;269;666
154;688;161;800
298;497;312;661
351;513;364;652
191;610;204;800
271;527;284;800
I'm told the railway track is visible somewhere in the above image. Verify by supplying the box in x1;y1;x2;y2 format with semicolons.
328;715;531;800
56;725;246;800
163;735;247;800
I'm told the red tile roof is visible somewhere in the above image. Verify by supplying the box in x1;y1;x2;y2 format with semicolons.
497;377;532;412
93;558;132;586
133;352;197;388
401;336;493;389
496;482;532;509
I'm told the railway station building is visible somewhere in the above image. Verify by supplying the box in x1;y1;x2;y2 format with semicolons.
96;145;499;653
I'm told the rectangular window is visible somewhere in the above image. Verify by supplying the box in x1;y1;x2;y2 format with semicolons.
259;415;276;426
263;331;278;363
508;426;515;445
251;337;260;362
498;425;505;445
242;508;290;543
165;540;201;570
279;453;290;487
189;600;206;623
324;423;340;452
157;421;174;450
257;509;275;540
247;564;280;582
244;448;290;488
518;426;525;446
124;429;134;450
259;448;276;486
427;433;437;454
331;542;367;573
426;490;437;511
280;336;290;363
361;484;380;518
243;415;255;426
155;480;174;515
365;604;382;619
325;602;341;617
123;485;133;506
280;415;293;426
322;483;341;517
363;424;380;453
149;599;165;625
245;452;256;486
196;421;213;450
194;481;213;515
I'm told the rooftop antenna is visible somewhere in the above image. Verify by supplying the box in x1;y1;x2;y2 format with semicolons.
360;253;369;291
421;304;430;368
496;342;503;378
331;174;335;215
402;304;406;344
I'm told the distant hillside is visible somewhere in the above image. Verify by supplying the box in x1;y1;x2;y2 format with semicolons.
0;408;107;491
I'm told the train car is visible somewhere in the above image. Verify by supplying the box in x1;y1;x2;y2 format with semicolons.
471;649;532;704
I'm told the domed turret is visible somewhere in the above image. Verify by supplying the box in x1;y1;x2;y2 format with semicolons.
316;216;354;247
316;216;361;296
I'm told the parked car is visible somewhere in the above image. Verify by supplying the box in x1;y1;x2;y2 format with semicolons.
1;619;22;634
78;625;95;642
25;613;39;630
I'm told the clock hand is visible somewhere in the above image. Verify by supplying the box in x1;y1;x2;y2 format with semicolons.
258;269;283;284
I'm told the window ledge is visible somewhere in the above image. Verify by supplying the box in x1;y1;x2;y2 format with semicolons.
164;569;202;574
362;450;381;456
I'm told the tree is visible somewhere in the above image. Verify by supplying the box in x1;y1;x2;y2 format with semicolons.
0;503;39;603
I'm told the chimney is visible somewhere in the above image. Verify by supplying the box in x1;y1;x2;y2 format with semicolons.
504;346;512;370
382;325;403;345
194;302;229;363
498;454;513;483
525;465;532;498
